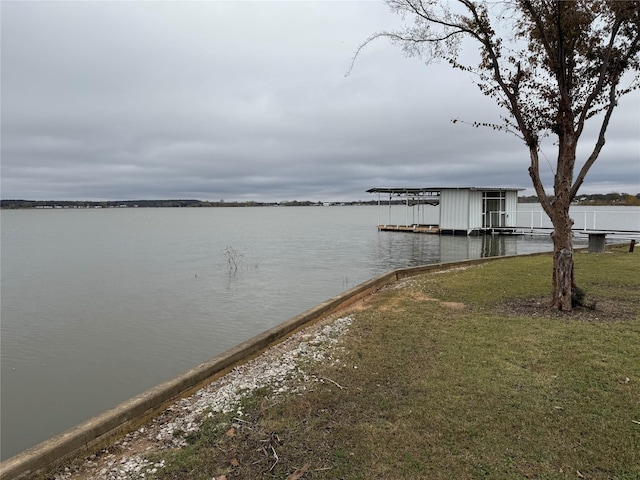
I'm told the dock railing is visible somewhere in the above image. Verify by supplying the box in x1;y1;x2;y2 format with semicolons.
495;209;640;235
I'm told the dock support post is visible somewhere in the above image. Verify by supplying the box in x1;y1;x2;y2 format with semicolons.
587;233;607;253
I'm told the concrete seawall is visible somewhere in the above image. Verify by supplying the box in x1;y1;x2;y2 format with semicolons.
0;255;538;480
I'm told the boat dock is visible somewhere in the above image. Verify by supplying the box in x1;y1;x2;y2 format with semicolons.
367;186;523;236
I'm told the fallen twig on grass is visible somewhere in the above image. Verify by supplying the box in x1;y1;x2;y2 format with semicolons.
320;376;346;390
268;445;279;472
286;463;311;479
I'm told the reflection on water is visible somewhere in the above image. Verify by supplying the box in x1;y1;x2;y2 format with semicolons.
373;231;441;269
481;235;520;258
373;231;570;268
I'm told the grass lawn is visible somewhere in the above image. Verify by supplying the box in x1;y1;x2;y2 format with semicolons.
150;246;639;480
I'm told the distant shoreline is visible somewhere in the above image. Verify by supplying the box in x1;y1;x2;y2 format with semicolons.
2;192;639;209
0;199;370;209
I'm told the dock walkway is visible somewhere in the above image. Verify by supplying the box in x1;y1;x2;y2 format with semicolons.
377;224;440;234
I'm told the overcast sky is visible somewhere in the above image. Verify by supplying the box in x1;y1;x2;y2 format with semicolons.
2;1;638;202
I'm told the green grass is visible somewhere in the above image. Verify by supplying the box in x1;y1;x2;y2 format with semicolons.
149;246;640;479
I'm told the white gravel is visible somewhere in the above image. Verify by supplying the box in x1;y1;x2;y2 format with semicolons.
53;315;354;480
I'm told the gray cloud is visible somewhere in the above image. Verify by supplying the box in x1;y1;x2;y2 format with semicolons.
2;1;638;202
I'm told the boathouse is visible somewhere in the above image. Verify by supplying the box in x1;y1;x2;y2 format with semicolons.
367;187;523;235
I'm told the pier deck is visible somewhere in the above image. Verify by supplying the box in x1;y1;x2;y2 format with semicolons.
377;224;440;234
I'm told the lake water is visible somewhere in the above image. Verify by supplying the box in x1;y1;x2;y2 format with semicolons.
1;204;637;460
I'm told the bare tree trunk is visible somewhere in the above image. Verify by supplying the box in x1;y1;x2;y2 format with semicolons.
527;142;578;311
549;127;578;311
550;205;575;310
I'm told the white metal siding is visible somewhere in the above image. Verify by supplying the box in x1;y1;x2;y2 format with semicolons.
468;190;483;229
505;191;518;227
440;189;470;230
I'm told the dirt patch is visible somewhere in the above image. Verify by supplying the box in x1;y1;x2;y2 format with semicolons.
405;290;466;310
440;301;466;310
499;296;637;322
378;287;466;312
338;293;375;313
